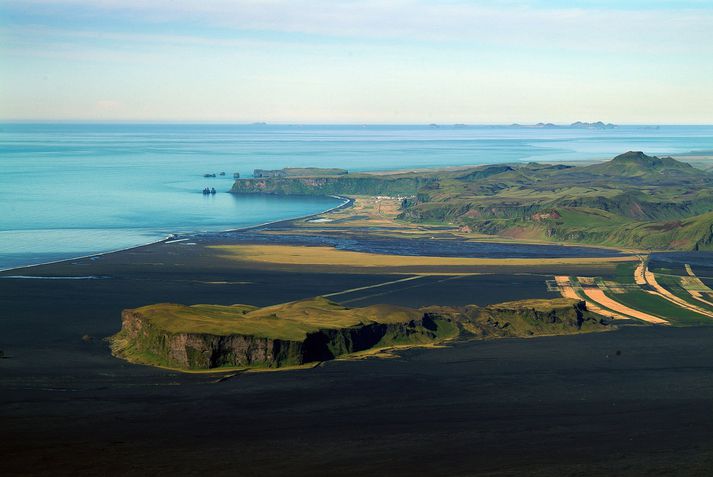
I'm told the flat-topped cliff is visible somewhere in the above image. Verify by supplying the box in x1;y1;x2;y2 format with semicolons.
231;173;432;197
112;297;608;371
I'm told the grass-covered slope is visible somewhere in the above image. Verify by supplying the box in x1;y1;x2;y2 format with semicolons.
230;151;713;250
462;298;608;337
582;151;701;181
112;297;606;371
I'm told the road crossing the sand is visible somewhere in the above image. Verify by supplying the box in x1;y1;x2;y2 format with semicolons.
323;275;428;298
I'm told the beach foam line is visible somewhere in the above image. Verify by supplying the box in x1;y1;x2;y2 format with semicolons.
165;238;190;244
0;196;351;274
218;196;350;234
0;236;169;273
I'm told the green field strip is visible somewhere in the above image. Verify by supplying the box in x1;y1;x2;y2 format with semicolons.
655;274;713;314
614;262;637;285
601;288;711;326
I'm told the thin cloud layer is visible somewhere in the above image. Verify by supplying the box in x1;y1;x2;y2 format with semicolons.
2;0;712;122
8;0;713;52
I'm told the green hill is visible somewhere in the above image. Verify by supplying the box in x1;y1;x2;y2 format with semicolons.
230;152;713;251
582;151;699;181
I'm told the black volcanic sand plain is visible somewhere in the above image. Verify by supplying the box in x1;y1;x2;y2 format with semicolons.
2;227;713;475
196;226;625;258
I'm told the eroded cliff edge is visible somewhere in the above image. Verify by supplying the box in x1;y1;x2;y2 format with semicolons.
111;297;610;371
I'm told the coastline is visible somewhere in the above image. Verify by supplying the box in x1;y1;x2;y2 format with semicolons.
0;194;351;274
5;144;708;275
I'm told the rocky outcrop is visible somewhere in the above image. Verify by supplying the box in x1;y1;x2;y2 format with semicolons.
302;312;452;362
112;298;609;371
114;306;457;370
116;309;305;369
461;299;605;338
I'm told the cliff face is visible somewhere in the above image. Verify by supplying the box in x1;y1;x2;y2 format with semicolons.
302;313;455;362
462;299;604;338
112;298;608;372
114;307;458;370
117;309;306;369
231;175;432;197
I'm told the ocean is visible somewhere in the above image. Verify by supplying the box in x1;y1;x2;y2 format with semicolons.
1;123;712;270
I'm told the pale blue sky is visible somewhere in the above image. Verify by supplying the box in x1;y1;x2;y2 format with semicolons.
1;0;712;123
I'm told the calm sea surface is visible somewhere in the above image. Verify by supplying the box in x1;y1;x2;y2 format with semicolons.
1;123;712;270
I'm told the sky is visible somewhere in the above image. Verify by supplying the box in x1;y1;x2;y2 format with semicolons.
1;0;712;124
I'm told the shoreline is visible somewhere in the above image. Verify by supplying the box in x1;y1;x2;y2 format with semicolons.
4;144;708;275
4;188;687;275
0;194;351;274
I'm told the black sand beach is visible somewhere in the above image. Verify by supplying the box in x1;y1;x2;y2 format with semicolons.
2;227;712;475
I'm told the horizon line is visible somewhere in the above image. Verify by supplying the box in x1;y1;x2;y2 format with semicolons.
2;119;712;127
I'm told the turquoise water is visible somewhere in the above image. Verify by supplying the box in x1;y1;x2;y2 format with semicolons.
1;123;712;270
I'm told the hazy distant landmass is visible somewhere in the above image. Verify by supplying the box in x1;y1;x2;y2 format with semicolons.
570;121;617;129
509;121;617;129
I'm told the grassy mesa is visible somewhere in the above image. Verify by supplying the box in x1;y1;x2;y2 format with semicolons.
111;297;610;372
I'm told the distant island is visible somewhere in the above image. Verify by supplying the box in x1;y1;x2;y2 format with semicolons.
231;152;713;251
570;121;617;129
112;297;607;371
510;121;617;129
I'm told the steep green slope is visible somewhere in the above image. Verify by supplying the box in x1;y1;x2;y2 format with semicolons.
398;153;713;249
582;151;699;180
229;151;713;250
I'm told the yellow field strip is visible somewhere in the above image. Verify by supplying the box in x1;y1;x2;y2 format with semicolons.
554;276;580;299
643;266;713;319
581;287;669;325
554;276;632;321
212;244;636;268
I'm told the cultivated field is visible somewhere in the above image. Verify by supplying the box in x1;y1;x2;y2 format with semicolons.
556;258;713;326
